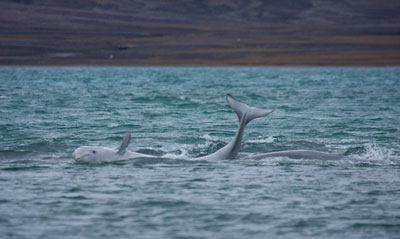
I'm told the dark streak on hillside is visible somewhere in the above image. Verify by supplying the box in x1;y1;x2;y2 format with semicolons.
1;0;399;66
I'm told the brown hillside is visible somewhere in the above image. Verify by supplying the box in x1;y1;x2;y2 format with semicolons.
1;0;399;65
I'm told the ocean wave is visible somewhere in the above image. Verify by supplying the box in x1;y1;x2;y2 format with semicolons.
1;165;52;172
0;140;71;161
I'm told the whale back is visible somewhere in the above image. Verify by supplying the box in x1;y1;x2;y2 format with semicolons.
244;150;349;160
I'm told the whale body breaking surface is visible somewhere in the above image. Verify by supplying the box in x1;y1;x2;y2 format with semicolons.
73;94;353;162
73;132;155;163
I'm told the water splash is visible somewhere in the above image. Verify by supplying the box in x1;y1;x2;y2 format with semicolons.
359;143;399;163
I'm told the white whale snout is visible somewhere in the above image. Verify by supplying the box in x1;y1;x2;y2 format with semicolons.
73;146;101;163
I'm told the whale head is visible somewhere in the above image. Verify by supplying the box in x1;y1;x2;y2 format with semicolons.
72;132;132;162
73;146;104;162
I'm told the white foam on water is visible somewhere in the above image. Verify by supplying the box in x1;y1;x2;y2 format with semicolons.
247;136;275;144
202;134;222;142
162;145;192;160
107;123;119;128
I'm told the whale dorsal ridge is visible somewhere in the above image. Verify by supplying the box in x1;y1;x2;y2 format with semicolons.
117;132;131;155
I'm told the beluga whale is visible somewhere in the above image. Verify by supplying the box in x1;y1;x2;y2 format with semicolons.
197;94;355;161
72;93;354;162
73;132;155;162
243;150;354;160
196;94;273;160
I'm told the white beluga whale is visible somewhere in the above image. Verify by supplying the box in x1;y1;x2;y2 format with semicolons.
196;94;273;160
73;132;155;162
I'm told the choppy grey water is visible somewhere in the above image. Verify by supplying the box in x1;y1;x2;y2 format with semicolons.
0;67;399;239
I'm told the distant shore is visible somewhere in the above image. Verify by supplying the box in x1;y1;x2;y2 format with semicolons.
1;1;399;66
3;40;399;66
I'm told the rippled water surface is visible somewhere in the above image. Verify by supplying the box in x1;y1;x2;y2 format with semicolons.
0;67;399;238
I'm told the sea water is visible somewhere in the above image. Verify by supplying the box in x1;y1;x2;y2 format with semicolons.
0;67;399;238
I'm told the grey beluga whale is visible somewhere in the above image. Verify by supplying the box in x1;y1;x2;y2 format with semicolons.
242;150;354;160
195;94;273;160
196;94;353;160
73;132;156;162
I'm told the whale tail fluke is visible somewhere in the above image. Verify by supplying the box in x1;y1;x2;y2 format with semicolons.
226;94;273;125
